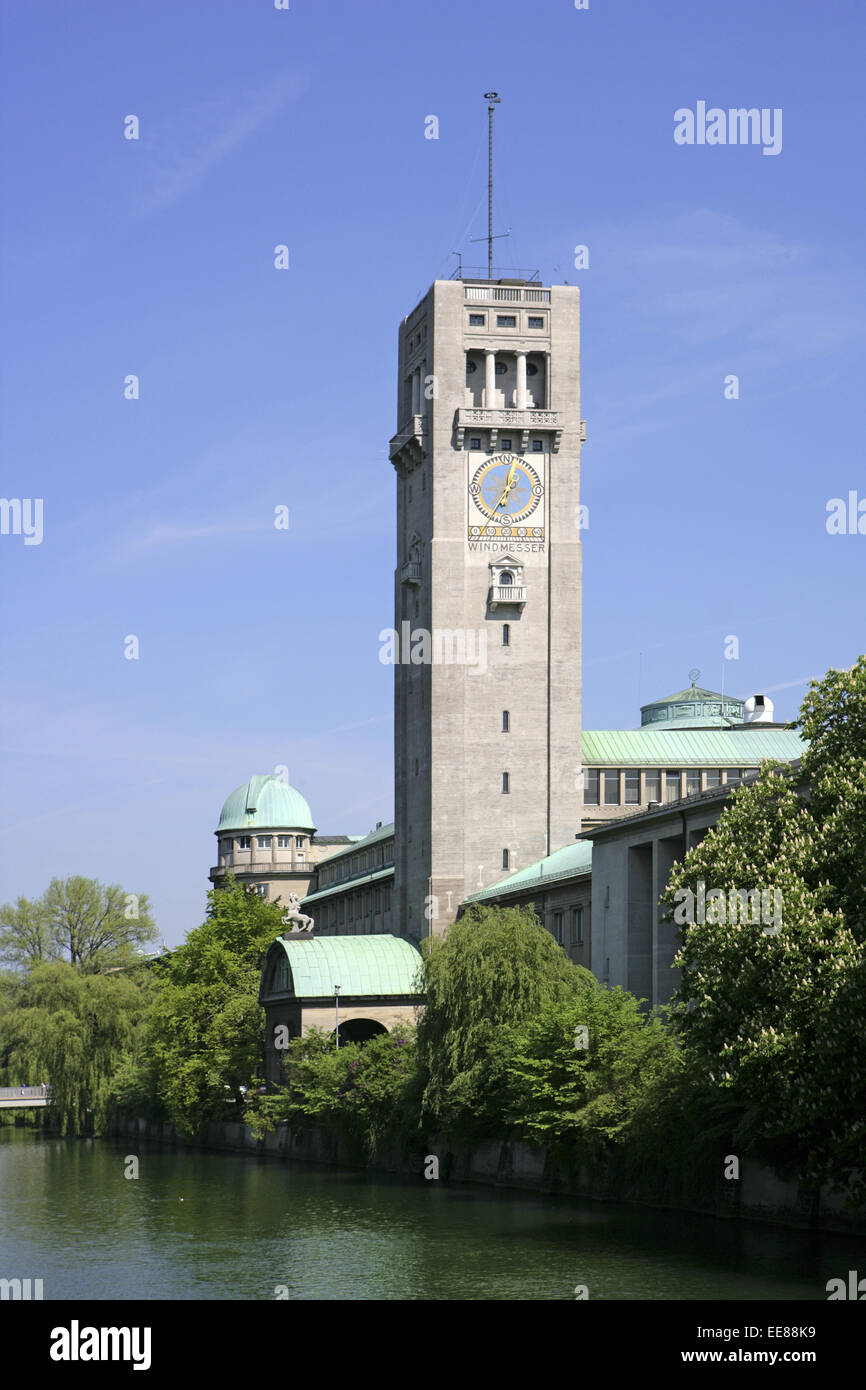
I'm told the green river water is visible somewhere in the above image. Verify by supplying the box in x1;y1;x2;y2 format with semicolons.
1;1127;863;1300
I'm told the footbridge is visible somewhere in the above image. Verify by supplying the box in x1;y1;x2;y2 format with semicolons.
0;1085;50;1109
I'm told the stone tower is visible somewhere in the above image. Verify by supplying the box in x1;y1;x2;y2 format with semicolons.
388;276;584;938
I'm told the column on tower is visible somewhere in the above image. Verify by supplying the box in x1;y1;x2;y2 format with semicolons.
484;349;496;408
516;352;527;410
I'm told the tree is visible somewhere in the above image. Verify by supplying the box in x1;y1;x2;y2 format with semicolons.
144;877;284;1133
416;904;583;1133
0;876;157;972
247;1023;418;1157
663;657;866;1200
496;982;678;1158
0;961;150;1134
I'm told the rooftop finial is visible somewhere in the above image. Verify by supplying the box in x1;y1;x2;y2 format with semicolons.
689;667;701;687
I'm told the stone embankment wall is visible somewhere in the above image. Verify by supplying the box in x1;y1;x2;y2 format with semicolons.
113;1112;866;1237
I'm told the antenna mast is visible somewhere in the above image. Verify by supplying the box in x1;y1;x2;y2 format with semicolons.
470;92;510;277
485;91;500;280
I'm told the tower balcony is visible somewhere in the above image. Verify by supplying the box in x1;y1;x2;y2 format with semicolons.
489;583;527;609
455;406;565;453
389;414;427;471
400;560;422;585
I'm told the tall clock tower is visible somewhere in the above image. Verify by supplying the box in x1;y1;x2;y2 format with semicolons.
388;275;584;938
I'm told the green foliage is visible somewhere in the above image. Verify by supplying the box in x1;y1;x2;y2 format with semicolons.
0;962;151;1134
0;876;157;972
247;1024;417;1157
664;657;866;1200
495;983;679;1158
418;904;599;1134
143;878;284;1133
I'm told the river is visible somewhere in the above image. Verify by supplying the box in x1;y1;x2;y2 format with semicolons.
0;1127;862;1300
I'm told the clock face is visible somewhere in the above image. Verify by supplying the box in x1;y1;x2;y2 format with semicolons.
469;453;544;525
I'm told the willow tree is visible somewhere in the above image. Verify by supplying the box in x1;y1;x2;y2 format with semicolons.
416;904;583;1134
0;962;150;1134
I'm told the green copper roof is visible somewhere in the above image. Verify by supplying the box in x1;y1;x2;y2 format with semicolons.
316;821;395;866
464;839;593;905
218;774;315;832
582;729;806;766
302;866;395;906
640;681;744;728
271;933;422;998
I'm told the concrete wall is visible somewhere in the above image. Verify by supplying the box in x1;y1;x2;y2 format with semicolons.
113;1112;866;1238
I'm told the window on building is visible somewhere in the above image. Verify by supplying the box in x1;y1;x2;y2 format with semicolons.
348;896;354;921
553;912;564;945
583;769;600;805
501;438;512;450
257;836;272;849
497;315;516;327
415;758;419;776
502;849;510;870
253;884;269;898
502;623;510;646
664;771;681;803
338;899;345;924
532;439;543;452
645;771;661;803
238;836;251;850
725;769;742;784
705;770;721;788
624;769;640;804
277;835;291;848
375;887;382;913
742;767;759;779
502;710;510;732
686;770;701;796
296;836;305;848
297;852;304;863
527;315;544;328
384;885;391;912
330;904;337;928
604;770;620;805
470;437;481;450
468;313;485;326
502;771;510;794
571;906;584;945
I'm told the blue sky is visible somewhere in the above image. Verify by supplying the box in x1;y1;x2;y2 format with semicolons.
1;0;864;943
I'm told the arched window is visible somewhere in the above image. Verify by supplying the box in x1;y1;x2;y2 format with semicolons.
502;848;510;870
502;624;510;646
499;571;513;586
502;710;510;732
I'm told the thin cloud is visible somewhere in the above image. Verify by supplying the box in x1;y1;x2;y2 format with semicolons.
137;72;306;214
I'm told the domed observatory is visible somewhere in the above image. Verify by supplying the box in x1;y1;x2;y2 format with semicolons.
210;774;318;907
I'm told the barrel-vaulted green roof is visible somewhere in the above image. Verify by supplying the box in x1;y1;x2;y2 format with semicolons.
270;934;422;998
218;774;315;833
582;729;806;766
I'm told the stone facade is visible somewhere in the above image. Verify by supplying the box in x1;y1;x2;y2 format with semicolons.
390;278;584;939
